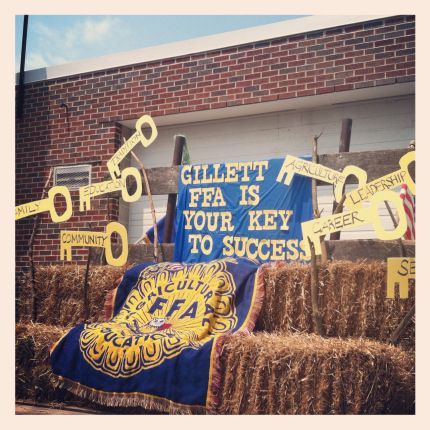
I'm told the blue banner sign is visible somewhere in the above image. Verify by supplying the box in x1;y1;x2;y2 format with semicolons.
174;158;313;263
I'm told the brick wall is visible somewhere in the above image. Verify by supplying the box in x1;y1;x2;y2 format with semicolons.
15;15;415;274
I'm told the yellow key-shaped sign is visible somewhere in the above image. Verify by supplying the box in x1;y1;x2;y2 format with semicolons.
107;115;158;179
79;167;142;211
301;190;407;256
276;154;368;203
344;151;415;209
386;257;415;299
15;186;73;223
60;222;128;267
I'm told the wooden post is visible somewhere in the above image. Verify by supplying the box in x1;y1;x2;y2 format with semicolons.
339;118;353;153
131;150;160;263
330;118;352;240
311;135;322;217
310;242;324;336
310;133;325;336
312;134;328;264
82;222;93;323
389;304;415;345
29;168;53;322
384;201;406;257
163;135;186;244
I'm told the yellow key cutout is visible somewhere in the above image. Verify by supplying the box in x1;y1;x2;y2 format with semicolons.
344;151;415;209
301;190;407;256
60;222;128;267
276;154;368;204
79;167;142;211
107;115;158;179
15;186;73;223
386;257;415;299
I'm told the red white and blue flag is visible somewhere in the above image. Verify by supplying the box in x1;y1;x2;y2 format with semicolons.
400;183;415;240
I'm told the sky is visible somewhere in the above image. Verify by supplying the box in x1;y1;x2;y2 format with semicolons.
15;15;306;72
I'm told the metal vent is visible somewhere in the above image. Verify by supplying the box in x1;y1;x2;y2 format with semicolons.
54;165;91;190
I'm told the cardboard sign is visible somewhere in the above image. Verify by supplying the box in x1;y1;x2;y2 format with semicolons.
387;257;415;298
344;151;415;209
301;189;407;256
107;115;158;179
276;154;368;203
15;185;73;223
79;167;142;211
60;222;128;266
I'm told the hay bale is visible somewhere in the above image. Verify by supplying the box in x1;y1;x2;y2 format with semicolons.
18;265;126;326
218;333;415;414
256;261;415;349
15;323;71;402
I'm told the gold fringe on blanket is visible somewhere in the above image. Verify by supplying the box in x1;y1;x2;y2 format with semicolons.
53;375;207;415
102;284;120;321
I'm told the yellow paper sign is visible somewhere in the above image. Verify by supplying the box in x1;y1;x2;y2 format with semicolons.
60;222;128;266
15;186;73;223
276;155;368;203
107;115;158;179
344;151;415;209
387;257;415;299
79;167;142;211
301;190;407;256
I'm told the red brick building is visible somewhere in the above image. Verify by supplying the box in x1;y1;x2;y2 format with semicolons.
15;15;415;277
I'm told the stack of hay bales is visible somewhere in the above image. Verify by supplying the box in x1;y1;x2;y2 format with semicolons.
256;261;415;350
18;265;126;326
16;265;126;403
15;260;415;414
218;260;415;414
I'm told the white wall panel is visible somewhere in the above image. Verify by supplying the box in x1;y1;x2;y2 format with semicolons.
126;95;414;243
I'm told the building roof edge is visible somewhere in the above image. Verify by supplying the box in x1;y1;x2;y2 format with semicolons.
17;14;394;84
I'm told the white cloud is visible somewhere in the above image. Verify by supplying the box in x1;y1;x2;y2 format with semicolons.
24;45;68;70
82;17;116;44
26;52;49;70
25;16;131;70
32;22;55;38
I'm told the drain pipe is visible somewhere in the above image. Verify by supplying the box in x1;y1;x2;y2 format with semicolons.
17;15;29;119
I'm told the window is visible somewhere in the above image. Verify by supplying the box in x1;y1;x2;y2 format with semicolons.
54;164;91;190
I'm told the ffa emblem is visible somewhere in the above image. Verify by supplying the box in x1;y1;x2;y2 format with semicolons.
80;260;238;377
146;317;172;330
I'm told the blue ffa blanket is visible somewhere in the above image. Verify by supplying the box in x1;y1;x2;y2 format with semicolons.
50;258;265;413
143;215;177;244
173;158;312;264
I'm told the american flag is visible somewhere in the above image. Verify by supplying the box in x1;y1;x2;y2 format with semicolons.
400;183;415;240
